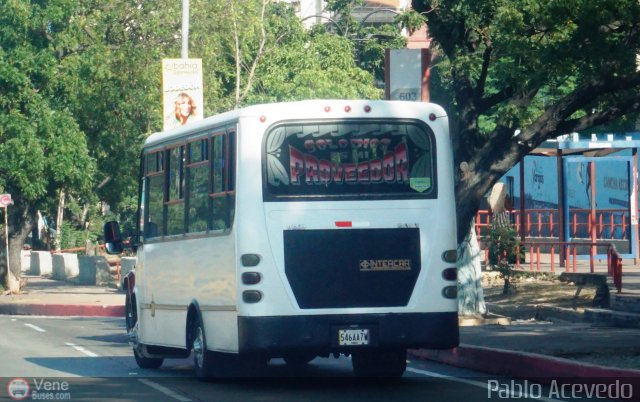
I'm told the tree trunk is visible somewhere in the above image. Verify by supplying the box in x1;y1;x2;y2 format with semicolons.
0;198;35;293
457;220;487;316
54;189;65;251
455;174;492;244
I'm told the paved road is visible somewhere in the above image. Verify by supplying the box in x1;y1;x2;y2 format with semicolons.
0;316;620;402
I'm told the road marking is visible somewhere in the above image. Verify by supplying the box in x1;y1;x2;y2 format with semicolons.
139;379;192;402
24;323;46;332
64;342;99;358
407;367;564;402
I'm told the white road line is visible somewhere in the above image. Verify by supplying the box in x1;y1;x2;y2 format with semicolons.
64;342;99;358
406;367;564;402
24;323;46;332
139;379;192;402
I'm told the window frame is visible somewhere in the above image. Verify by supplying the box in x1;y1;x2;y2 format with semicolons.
143;150;166;240
261;118;438;202
185;136;210;234
140;124;237;243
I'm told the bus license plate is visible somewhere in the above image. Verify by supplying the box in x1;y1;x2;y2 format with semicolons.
338;329;370;346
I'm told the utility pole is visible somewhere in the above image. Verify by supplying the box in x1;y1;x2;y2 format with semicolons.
182;0;189;58
0;194;12;284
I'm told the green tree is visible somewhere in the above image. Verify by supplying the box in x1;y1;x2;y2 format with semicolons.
488;223;522;294
0;0;96;292
63;0;178;230
411;0;640;242
190;0;383;110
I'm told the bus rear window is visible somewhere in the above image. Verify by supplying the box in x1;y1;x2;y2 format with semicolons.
264;120;436;200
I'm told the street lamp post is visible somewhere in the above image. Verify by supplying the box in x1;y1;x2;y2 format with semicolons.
182;0;189;58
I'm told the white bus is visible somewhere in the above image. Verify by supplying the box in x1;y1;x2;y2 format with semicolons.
104;99;459;378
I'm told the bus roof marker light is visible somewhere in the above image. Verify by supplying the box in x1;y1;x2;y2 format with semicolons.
364;105;371;113
324;106;331;113
259;116;267;123
429;113;437;121
241;254;261;267
344;105;351;113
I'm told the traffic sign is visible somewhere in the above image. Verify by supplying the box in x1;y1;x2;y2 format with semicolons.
0;194;12;208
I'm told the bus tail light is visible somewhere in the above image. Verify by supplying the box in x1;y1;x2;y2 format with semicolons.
442;250;457;263
242;272;261;285
442;268;457;281
442;286;457;299
243;290;263;303
241;254;261;267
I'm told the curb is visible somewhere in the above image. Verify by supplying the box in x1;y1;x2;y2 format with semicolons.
409;344;640;398
487;302;585;323
0;303;125;317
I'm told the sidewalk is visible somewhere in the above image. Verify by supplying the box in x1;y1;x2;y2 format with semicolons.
411;323;640;376
0;276;124;317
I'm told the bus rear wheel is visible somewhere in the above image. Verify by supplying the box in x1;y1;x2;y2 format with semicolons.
351;349;407;378
125;292;136;332
192;317;217;378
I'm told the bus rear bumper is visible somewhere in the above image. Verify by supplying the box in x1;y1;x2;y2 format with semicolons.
238;312;459;355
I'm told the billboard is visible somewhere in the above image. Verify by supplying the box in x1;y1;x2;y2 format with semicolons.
162;58;204;131
385;49;430;102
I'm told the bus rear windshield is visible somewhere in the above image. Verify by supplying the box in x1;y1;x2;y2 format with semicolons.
263;120;436;200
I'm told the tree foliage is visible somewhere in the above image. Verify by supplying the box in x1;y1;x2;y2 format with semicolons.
190;0;382;110
412;0;640;241
0;0;97;291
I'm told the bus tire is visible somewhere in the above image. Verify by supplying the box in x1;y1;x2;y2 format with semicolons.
352;349;407;378
133;348;164;369
192;316;216;378
125;292;136;333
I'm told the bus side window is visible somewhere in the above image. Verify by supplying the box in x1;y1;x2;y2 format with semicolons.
210;134;226;231
166;145;186;236
187;138;209;233
227;130;236;227
145;151;165;239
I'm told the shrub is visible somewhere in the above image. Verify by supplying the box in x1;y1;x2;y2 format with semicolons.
487;222;523;294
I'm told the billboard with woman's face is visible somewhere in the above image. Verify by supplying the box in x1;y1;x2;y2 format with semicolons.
162;59;204;131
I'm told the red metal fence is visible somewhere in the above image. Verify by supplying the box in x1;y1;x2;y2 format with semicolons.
479;209;626;292
608;245;623;294
476;208;631;239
